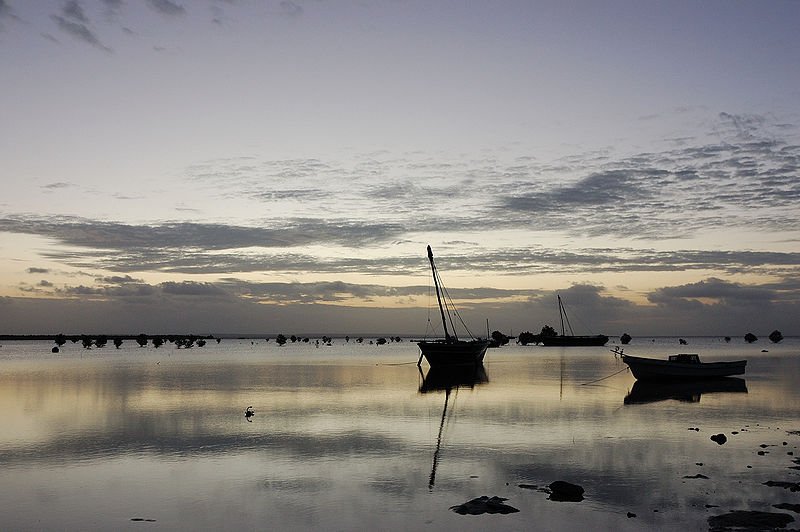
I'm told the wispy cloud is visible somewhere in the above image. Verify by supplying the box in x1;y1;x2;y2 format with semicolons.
146;0;186;17
51;1;111;51
0;0;21;28
278;1;303;18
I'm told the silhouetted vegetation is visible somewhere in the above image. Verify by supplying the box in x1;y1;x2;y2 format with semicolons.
744;332;758;343
136;334;148;347
517;331;537;346
276;334;287;346
769;330;783;343
490;330;511;347
113;337;123;349
540;325;557;338
620;333;632;345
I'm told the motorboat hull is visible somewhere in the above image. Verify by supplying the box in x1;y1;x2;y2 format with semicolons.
622;354;746;380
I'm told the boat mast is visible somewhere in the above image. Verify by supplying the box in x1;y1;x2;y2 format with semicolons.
428;245;452;342
558;294;566;336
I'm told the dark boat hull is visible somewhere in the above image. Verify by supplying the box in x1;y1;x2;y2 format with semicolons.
540;335;609;347
417;339;490;367
622;354;747;380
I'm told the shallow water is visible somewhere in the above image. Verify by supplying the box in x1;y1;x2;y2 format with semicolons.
1;337;799;530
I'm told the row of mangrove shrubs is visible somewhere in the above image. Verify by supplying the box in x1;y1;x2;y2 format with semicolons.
272;334;403;346
514;328;785;346
53;333;216;350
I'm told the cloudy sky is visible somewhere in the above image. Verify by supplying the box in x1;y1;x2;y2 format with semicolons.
1;0;798;337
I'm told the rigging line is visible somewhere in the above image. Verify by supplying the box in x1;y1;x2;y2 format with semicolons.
580;366;630;386
562;297;594;336
440;281;476;339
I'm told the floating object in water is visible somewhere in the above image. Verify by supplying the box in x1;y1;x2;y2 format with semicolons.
245;406;255;421
548;480;585;502
450;495;519;515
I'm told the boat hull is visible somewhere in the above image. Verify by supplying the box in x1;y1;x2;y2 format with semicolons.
622;354;746;380
540;335;609;347
417;340;490;367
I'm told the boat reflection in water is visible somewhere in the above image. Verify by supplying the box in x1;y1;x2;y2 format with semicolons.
418;364;489;394
419;364;489;490
624;377;748;405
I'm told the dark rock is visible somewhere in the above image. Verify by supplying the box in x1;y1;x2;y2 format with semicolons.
548;481;585;502
764;480;800;492
774;503;800;514
708;510;793;531
450;496;519;515
683;474;709;479
626;512;636;518
710;433;727;445
758;450;768;456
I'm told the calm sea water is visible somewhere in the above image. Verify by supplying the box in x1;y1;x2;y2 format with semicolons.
1;337;799;531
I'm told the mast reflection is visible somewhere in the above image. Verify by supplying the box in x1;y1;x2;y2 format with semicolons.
419;364;489;490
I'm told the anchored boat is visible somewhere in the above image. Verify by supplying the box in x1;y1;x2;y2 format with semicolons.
539;295;608;346
622;353;747;381
417;246;489;367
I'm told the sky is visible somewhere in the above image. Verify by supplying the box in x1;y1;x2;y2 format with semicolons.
1;0;799;337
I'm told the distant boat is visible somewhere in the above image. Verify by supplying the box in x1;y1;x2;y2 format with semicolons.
417;246;490;367
540;295;608;347
622;353;747;381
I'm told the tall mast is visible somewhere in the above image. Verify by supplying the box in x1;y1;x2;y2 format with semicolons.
428;245;451;341
558;294;566;336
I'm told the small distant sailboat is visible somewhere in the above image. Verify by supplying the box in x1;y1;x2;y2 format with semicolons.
540;295;609;347
417;246;490;367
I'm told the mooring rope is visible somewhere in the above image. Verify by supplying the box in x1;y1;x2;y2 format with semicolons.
580;365;630;386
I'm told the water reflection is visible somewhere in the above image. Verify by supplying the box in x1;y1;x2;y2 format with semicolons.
418;364;489;394
624;377;748;405
418;364;489;490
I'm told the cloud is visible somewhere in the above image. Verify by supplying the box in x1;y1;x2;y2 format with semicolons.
0;0;21;27
42;182;74;190
2;212;797;279
100;0;124;17
279;1;303;18
160;281;229;297
63;1;89;23
27;267;51;274
146;0;186;17
648;277;776;306
0;215;406;253
51;2;112;52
